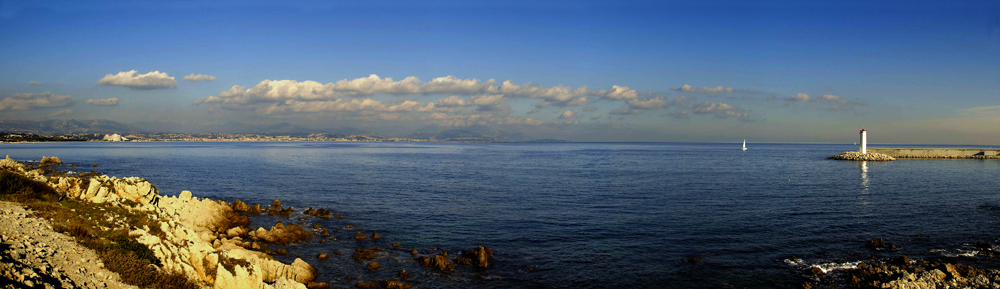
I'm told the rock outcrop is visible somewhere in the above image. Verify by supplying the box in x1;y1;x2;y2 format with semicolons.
2;156;316;289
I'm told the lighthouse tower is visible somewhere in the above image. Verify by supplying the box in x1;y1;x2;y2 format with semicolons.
859;129;867;154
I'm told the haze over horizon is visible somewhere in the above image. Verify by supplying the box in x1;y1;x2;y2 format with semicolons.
1;1;998;144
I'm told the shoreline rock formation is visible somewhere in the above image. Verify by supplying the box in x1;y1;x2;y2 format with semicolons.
1;155;314;289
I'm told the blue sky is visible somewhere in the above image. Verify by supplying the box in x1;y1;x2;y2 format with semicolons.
1;1;998;143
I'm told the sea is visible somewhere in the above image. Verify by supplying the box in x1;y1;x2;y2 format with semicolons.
4;141;1000;288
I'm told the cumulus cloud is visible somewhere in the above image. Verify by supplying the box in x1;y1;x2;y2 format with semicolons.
97;70;177;90
692;102;748;118
628;97;668;109
28;81;42;85
50;109;72;116
559;110;575;119
815;94;848;103
596;85;639;100
0;92;74;111
672;84;753;94
786;93;811;102
183;74;217;82
86;97;119;106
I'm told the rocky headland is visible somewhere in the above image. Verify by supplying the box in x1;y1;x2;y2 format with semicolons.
0;156;495;289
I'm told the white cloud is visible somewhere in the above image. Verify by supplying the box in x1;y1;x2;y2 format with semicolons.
281;99;436;113
183;74;217;82
50;109;72;116
628;97;667;109
97;70;177;90
965;105;1000;112
596;85;639;100
0;92;74;111
559;110;575;119
86;97;119;106
672;84;747;94
815;94;848;103
28;81;42;85
786;93;811;102
692;102;748;118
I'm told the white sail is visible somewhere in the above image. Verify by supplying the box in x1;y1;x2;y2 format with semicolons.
742;139;747;151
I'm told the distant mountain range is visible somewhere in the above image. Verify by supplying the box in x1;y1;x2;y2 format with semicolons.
0;119;140;134
409;125;533;142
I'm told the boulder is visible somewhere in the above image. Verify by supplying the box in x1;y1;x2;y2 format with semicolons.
352;248;376;261
40;156;62;165
463;246;493;268
367;261;380;271
354;232;367;240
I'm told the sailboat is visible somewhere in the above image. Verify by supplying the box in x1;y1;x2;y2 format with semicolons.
742;139;747;151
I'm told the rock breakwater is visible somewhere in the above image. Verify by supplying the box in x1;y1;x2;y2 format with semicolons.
829;151;896;161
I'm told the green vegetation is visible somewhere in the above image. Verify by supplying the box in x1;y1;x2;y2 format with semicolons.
0;169;198;289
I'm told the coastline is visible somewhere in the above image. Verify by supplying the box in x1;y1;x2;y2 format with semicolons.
0;155;496;289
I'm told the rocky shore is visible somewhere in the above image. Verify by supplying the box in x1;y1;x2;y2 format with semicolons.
797;238;1000;289
829;151;896;161
0;155;496;289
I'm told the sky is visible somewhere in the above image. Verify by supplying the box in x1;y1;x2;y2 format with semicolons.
0;0;998;143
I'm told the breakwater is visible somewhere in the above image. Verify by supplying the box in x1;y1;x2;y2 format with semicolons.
831;148;1000;161
868;148;1000;159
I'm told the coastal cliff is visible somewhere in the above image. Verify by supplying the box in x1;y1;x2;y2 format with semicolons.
0;156;315;289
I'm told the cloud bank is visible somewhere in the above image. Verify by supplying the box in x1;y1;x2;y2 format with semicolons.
97;70;177;90
86;97;119;106
0;92;74;111
672;84;757;94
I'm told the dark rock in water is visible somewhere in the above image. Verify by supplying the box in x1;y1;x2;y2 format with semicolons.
275;248;288;255
418;256;432;267
455;257;472;265
368;246;384;252
865;238;899;250
306;282;330;289
271;199;282;209
462;246;493;268
976;241;993;250
297;216;308;220
354;282;378;289
410;249;418;256
332;250;341;256
397;269;410;279
232;200;251;212
320;229;328;236
371;233;380;239
380;280;414;289
353;248;376;261
392;242;401;248
312;224;321;229
314;208;332;218
866;238;886;249
892;255;910;267
681;257;703;264
432;255;454;271
809;267;824;275
355;231;367;240
367;261;381;271
304;207;316;215
317;252;329;260
334;214;346;219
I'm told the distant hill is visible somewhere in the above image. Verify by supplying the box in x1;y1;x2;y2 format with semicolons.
409;125;531;142
0;119;140;134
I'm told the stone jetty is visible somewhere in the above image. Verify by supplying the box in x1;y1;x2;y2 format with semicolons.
829;151;896;161
1;155;314;289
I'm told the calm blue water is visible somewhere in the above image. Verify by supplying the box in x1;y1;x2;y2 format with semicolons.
5;142;1000;288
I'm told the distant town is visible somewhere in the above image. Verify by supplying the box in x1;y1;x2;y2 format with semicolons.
1;132;434;143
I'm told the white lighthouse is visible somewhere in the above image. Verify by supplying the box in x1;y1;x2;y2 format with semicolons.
859;129;867;154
